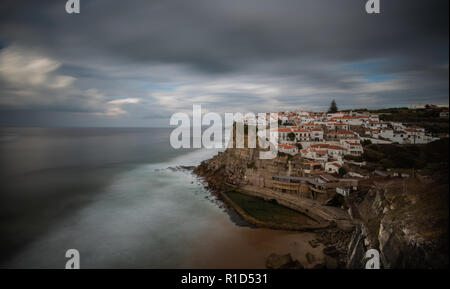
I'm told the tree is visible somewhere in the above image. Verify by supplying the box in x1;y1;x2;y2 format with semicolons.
361;139;372;146
328;99;338;113
338;167;347;177
296;143;303;150
287;132;295;141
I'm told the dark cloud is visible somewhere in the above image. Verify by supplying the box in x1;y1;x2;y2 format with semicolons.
0;0;448;126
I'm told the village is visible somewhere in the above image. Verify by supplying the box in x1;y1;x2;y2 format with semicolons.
195;102;449;268
238;102;449;206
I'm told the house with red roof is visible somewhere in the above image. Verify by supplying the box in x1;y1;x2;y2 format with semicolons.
326;130;357;140
277;144;298;155
341;140;364;156
325;162;342;174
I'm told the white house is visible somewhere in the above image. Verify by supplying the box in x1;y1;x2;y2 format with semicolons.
310;128;324;141
363;121;388;130
325;162;342;174
277;144;298;155
327;144;347;159
293;128;310;141
271;128;292;143
379;127;436;144
341;140;364;156
327;131;357;140
300;148;329;162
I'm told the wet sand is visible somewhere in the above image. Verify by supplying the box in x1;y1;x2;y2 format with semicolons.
181;212;325;269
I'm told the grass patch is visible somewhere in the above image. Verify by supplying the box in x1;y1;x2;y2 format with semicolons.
362;139;448;177
226;191;316;225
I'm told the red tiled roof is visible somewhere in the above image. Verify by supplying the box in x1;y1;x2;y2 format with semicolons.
328;145;346;150
345;141;362;146
304;162;321;166
277;144;296;149
328;131;355;135
273;128;291;132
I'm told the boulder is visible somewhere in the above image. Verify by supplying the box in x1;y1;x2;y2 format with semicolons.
266;253;304;269
312;263;326;269
308;239;320;248
346;227;366;269
305;252;316;264
323;246;339;257
325;256;338;269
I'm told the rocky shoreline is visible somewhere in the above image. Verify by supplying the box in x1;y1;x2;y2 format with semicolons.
193;146;449;269
193;157;353;269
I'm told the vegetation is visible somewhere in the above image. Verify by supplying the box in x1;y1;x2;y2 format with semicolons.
338;167;347;177
379;108;448;124
328;99;338;113
361;139;372;146
226;191;314;225
287;132;295;141
342;107;449;135
344;154;364;162
247;162;256;169
361;139;449;178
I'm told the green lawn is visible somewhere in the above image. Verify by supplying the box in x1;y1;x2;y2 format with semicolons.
226;191;316;225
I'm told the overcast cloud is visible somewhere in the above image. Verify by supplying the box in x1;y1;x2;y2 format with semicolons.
0;0;448;126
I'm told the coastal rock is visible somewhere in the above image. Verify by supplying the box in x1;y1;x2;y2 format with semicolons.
346;178;449;269
346;226;366;269
305;252;316;264
194;134;449;269
323;246;339;257
312;263;326;269
308;239;320;248
325;255;338;269
265;253;304;269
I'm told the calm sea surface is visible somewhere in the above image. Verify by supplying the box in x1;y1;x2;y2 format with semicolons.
0;127;312;269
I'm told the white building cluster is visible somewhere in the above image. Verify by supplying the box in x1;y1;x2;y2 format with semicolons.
252;109;442;175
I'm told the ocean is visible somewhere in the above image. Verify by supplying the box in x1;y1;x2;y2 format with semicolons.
0;127;314;269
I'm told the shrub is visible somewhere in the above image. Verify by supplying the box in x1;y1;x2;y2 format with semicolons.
338;167;347;177
361;139;372;146
287;132;295;141
344;154;364;162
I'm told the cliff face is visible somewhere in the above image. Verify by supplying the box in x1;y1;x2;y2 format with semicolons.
194;147;256;191
347;179;449;269
195;146;295;191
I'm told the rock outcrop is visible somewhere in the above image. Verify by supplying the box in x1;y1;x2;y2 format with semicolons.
346;179;449;269
195;142;448;269
266;253;304;269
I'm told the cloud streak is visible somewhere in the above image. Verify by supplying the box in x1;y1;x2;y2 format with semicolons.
0;0;448;126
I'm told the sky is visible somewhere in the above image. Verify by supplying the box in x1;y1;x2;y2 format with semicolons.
0;0;448;127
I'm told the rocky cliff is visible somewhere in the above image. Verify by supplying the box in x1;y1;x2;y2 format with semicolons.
195;146;449;269
346;179;449;269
